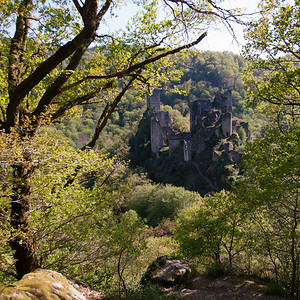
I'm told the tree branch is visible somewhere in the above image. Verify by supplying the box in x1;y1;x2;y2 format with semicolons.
82;76;137;150
5;0;113;132
63;32;208;90
50;81;114;121
72;0;84;17
31;44;90;123
8;0;32;89
97;0;113;23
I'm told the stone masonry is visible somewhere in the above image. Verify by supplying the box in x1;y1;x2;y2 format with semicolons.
147;89;249;161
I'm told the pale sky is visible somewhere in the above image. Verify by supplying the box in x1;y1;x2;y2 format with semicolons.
104;0;261;54
197;0;261;53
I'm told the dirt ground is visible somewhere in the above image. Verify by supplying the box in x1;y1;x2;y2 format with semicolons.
79;275;287;299
179;275;286;300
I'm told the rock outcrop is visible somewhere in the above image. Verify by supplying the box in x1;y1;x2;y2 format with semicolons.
1;269;86;300
141;257;193;288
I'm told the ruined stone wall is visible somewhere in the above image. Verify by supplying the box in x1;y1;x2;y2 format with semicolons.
224;90;232;113
150;117;163;158
150;111;172;158
169;138;182;155
183;140;192;162
148;89;238;160
147;89;161;112
157;111;171;127
213;90;232;113
222;112;232;137
190;99;212;133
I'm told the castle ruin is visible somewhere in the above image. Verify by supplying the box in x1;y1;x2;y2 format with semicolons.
147;89;250;162
147;90;175;159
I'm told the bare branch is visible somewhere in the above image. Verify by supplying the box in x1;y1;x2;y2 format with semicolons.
72;0;84;17
128;36;169;67
97;0;113;23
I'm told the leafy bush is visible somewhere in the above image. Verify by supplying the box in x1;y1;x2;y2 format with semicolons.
105;284;167;300
237;127;246;144
236;126;300;297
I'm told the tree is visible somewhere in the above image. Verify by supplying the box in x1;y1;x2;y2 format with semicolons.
243;0;300;122
126;183;201;227
104;210;147;297
175;190;248;267
0;128;130;282
0;0;243;279
235;126;300;297
242;3;300;294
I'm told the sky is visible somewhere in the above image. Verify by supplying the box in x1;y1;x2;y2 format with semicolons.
105;0;261;54
197;0;261;54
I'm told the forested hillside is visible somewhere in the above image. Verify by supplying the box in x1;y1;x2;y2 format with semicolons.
56;50;264;157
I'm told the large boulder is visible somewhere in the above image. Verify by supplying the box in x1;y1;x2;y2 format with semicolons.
141;256;193;288
1;269;86;300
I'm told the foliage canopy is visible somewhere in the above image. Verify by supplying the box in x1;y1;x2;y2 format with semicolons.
0;0;244;281
243;0;300;123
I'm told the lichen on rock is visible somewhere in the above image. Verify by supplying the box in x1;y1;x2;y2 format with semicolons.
1;269;86;300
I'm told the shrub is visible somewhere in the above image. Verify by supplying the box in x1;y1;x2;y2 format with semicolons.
265;280;287;297
205;263;226;280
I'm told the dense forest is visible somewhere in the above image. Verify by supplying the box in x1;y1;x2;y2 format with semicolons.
0;0;299;299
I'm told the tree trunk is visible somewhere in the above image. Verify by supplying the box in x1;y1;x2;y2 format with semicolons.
117;249;128;298
9;160;37;279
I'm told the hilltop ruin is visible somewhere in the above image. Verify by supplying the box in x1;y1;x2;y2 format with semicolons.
129;88;250;193
147;89;250;164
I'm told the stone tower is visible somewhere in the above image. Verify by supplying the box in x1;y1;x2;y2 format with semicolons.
147;89;161;112
147;89;173;158
222;112;232;137
213;90;232;113
224;90;232;113
221;90;232;137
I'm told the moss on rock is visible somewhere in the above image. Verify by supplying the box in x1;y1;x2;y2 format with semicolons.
1;269;85;300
